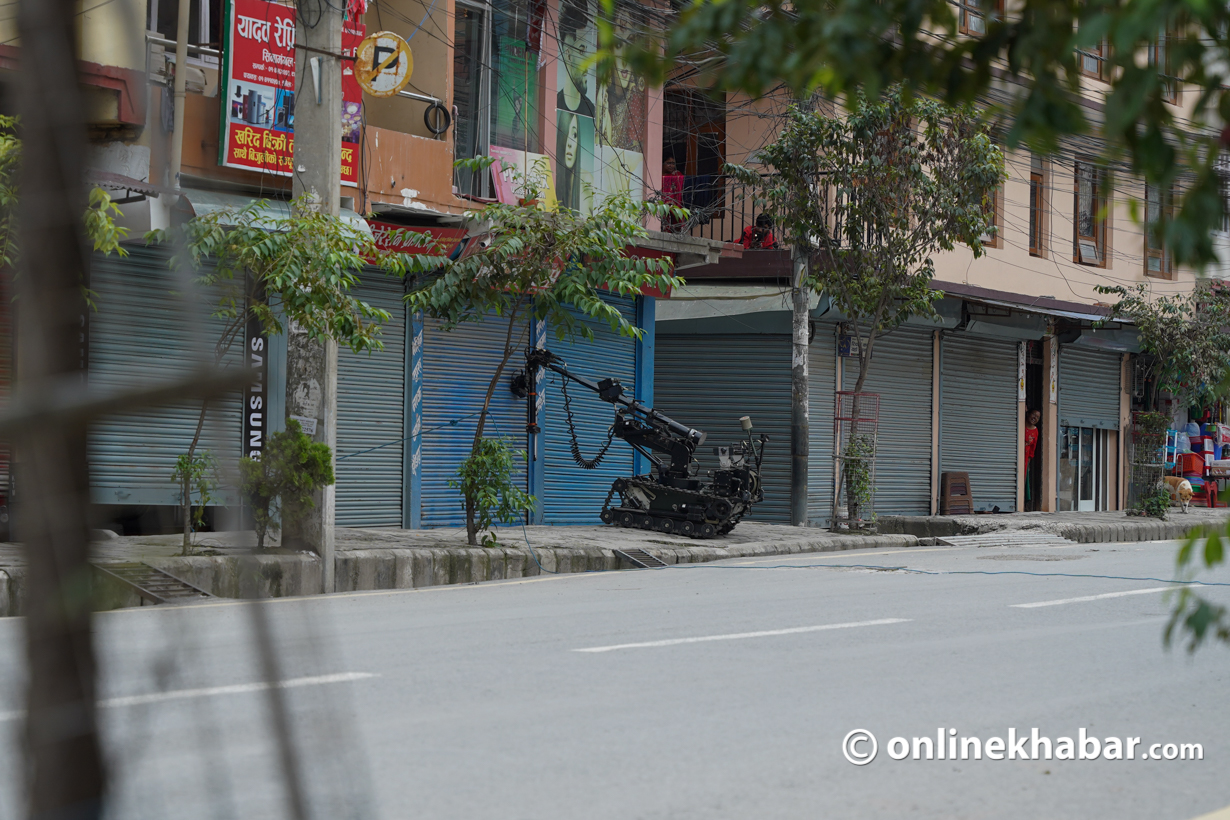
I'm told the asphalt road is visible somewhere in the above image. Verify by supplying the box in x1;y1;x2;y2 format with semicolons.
0;536;1228;820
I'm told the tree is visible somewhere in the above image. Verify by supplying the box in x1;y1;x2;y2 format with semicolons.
1096;281;1230;409
406;159;682;546
238;419;335;550
729;91;1002;526
148;197;440;552
1100;282;1230;652
614;0;1230;269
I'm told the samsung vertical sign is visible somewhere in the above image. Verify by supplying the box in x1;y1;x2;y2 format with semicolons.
244;310;268;460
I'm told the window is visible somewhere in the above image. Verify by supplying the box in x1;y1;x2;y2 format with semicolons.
454;3;491;197
150;0;221;49
980;183;1001;247
1077;38;1108;81
1145;183;1172;278
1029;154;1047;256
1074;160;1108;266
490;0;545;153
1150;29;1179;105
1219;154;1230;234
663;88;727;225
958;0;1002;35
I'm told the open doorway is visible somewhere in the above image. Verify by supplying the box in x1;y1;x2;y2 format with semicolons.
1024;340;1045;510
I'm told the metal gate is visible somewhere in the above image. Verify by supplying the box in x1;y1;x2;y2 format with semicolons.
541;295;637;525
842;328;933;515
655;334;792;522
809;324;838;525
88;247;242;507
335;272;406;527
940;334;1018;512
1059;347;1121;430
419;315;530;527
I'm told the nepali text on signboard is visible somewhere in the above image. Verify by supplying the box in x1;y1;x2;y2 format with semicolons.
219;0;365;185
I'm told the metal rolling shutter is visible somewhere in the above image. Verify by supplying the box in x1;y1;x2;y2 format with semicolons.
336;272;406;527
842;328;933;516
88;247;242;506
940;334;1018;512
1058;347;1121;429
655;334;792;523
541;295;637;525
420;315;530;527
809;325;837;525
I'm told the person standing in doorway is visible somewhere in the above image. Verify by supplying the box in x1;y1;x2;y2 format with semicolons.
661;155;685;232
1024;408;1041;509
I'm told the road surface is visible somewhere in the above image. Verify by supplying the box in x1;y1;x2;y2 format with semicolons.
0;536;1227;819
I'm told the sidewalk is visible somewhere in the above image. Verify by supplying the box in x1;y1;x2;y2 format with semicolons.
878;507;1230;542
0;508;1222;615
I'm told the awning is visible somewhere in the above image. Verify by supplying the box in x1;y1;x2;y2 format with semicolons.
1067;328;1142;353
176;188;373;237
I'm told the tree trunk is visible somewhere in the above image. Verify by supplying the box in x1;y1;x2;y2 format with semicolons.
18;0;106;815
465;300;526;546
181;399;210;554
844;326;879;529
790;257;809;526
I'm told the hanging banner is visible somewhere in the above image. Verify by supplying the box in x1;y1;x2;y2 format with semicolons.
218;0;365;185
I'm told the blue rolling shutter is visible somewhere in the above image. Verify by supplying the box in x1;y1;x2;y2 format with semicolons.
655;334;792;523
420;315;530;527
941;334;1018;512
540;295;637;525
88;247;242;506
336;271;406;527
1059;347;1121;430
842;328;933;515
809;324;838;525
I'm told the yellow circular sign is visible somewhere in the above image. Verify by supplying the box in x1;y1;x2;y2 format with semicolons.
355;31;414;98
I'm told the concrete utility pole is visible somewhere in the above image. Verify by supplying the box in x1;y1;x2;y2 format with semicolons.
283;3;343;592
790;252;809;527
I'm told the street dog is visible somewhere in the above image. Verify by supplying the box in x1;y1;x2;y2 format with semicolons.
1164;476;1194;513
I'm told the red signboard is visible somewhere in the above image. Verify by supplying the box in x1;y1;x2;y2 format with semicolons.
219;0;365;185
368;220;469;258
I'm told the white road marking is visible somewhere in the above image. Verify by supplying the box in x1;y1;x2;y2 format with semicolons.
1012;586;1196;609
0;671;376;722
574;618;911;653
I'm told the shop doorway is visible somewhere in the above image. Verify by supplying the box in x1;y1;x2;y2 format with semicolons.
1024;341;1045;510
1059;426;1110;511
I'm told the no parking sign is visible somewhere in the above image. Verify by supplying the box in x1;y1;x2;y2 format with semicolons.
354;31;414;98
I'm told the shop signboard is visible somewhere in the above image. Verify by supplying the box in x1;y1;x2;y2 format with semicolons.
218;0;365;185
368;220;468;258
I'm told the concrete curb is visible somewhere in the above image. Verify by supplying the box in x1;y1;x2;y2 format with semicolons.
331;533;919;594
0;532;920;615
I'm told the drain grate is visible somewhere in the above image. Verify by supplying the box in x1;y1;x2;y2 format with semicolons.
613;548;668;569
94;562;213;605
937;531;1076;549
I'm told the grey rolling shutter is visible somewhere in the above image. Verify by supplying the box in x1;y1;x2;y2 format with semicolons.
809;325;838;525
88;247;242;507
336;271;406;527
420;315;529;527
1059;348;1120;429
655;334;792;523
541;295;637;525
941;334;1018;512
842;328;933;515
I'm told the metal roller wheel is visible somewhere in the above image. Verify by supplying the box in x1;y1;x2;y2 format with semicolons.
699;522;717;539
679;520;696;537
619;512;635;528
